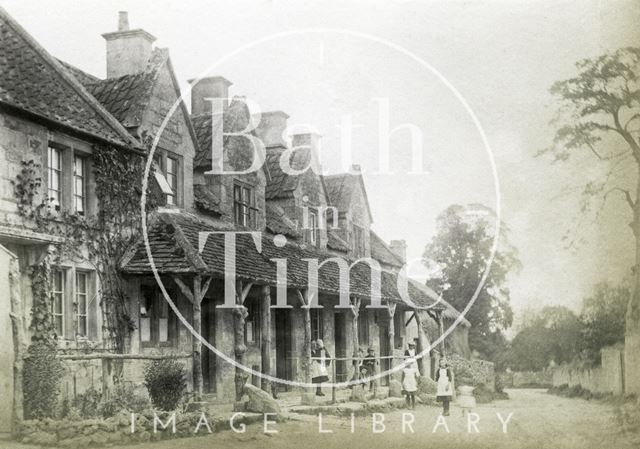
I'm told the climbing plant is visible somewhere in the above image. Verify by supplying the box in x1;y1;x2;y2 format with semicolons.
12;140;159;353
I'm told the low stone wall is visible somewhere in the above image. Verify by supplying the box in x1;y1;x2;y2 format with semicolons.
18;410;263;448
499;370;553;388
552;346;624;396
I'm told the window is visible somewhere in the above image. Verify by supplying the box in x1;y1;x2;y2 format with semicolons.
51;270;65;337
233;183;257;227
353;225;366;257
73;155;85;215
140;285;177;345
311;308;324;341
308;210;319;247
75;272;88;337
245;299;261;345
358;309;369;347
48;146;62;208
165;157;178;205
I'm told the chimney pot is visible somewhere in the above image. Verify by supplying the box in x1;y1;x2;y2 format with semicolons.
351;164;361;172
188;76;233;115
102;13;156;78
118;11;130;31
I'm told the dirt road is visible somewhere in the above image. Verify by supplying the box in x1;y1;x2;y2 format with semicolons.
2;389;636;449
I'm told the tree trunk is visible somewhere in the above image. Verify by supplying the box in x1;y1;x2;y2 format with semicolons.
302;306;312;384
388;306;395;376
260;286;272;393
625;173;640;394
233;306;248;401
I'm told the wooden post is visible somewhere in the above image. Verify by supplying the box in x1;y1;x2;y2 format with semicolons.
233;281;252;402
387;302;396;383
174;274;212;401
260;285;272;393
350;297;361;382
296;289;315;404
414;311;429;377
437;310;446;357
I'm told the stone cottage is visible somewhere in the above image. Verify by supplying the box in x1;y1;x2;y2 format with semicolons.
0;7;470;430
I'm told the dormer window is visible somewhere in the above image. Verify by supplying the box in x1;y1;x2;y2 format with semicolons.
152;150;182;207
233;182;257;227
166;156;178;205
308;210;319;247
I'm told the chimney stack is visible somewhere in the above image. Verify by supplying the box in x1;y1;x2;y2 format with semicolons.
188;76;233;115
102;12;156;78
256;111;290;148
292;132;321;153
389;239;407;263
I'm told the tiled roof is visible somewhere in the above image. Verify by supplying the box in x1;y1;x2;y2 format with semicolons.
193;184;222;216
191;97;259;170
265;203;300;238
0;7;138;149
121;212;465;319
82;48;166;128
370;231;404;268
327;230;349;252
57;59;100;85
264;147;310;200
323;172;373;222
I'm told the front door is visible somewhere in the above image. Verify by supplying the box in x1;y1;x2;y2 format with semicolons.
201;297;216;394
334;312;347;382
275;309;293;391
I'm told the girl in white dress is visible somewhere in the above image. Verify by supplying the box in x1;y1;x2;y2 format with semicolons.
401;359;419;409
435;358;453;416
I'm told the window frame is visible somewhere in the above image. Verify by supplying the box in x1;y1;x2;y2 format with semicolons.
311;308;324;341
51;269;65;338
139;285;179;347
73;154;86;215
165;156;178;205
308;209;319;247
47;146;62;210
233;181;258;228
75;271;89;338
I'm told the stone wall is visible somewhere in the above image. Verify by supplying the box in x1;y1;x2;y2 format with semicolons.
552;346;624;396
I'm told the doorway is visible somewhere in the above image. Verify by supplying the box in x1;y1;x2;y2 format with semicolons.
334;312;347;382
201;297;216;394
275;309;293;391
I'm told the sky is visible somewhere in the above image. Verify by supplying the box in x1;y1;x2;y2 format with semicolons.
3;0;639;323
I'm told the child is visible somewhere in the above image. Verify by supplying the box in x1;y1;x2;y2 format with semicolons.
458;385;476;416
401;359;419;409
362;347;378;393
311;339;331;396
435;358;453;416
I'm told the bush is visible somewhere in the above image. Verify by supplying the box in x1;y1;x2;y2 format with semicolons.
23;342;64;419
100;383;151;417
75;387;102;418
144;359;186;411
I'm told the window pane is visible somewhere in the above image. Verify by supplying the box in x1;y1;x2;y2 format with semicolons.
140;317;151;342
78;316;87;337
158;318;168;342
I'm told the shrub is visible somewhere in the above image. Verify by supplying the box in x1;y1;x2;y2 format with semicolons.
144;359;186;411
75;387;102;418
100;383;151;417
23;342;64;419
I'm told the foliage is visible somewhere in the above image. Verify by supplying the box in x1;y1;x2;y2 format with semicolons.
508;306;583;371
144;359;187;411
580;282;628;363
423;204;520;361
12;143;159;352
614;400;640;440
447;353;495;389
538;47;640;326
23;342;64;419
99;383;151;418
29;258;57;343
74;387;102;418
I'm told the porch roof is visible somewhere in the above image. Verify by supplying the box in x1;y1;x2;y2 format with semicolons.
121;212;466;321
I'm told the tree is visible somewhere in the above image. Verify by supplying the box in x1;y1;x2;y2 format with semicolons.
539;48;640;391
423;204;520;361
507;306;583;371
581;281;629;363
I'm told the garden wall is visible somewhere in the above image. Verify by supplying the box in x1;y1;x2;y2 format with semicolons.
552;346;624;396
